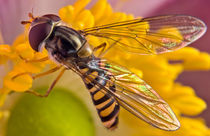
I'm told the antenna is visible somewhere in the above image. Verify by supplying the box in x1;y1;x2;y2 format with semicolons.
20;9;35;25
21;20;32;25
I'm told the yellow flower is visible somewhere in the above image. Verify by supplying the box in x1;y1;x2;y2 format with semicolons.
129;117;210;136
0;44;12;64
0;0;210;135
0;34;52;106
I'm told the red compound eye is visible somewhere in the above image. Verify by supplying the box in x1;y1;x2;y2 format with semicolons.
29;21;52;51
42;14;61;22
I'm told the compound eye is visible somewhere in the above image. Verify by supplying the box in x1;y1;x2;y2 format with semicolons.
29;22;52;51
42;14;61;22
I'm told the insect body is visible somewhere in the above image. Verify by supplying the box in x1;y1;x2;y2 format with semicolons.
22;13;206;130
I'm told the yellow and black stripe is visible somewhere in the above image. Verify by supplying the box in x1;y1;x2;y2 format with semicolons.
79;65;120;130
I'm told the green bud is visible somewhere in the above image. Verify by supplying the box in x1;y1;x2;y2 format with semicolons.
5;87;95;136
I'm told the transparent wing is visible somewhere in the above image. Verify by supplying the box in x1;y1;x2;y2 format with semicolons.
81;15;206;54
85;59;180;130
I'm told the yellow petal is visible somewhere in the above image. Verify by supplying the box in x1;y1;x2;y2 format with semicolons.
12;34;27;48
4;69;33;92
14;42;35;60
74;10;95;29
91;0;108;23
0;44;12;64
95;3;113;25
59;5;75;25
73;0;91;16
129;67;143;78
86;35;102;48
145;77;173;93
15;61;46;74
107;12;128;23
163;47;200;60
183;52;210;70
169;84;206;116
177;117;210;136
59;0;90;26
175;96;206;116
162;47;210;70
163;47;210;70
127;14;134;20
130;117;209;136
0;44;11;56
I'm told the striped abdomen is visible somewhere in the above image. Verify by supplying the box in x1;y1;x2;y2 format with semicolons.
80;65;120;130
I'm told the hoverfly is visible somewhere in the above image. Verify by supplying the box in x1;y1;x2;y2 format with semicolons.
21;13;206;130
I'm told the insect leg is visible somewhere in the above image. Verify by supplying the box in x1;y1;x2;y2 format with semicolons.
32;66;62;79
25;57;49;63
93;42;107;57
95;39;121;57
12;72;32;80
12;66;61;80
18;55;49;63
26;68;66;97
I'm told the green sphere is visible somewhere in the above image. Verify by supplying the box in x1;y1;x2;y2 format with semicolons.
5;87;95;136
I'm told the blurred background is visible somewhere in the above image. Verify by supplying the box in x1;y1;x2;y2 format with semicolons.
0;0;209;132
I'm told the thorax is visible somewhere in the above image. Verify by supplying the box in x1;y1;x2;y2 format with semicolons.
43;25;93;67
